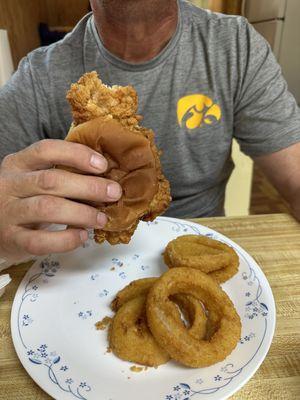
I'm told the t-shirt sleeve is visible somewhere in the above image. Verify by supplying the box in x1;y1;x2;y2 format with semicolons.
0;56;50;161
233;19;300;157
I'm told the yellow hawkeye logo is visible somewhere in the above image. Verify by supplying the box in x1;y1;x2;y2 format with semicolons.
177;94;221;130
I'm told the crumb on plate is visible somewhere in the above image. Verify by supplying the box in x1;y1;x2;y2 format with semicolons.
95;316;112;330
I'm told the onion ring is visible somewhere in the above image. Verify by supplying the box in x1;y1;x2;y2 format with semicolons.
164;235;239;283
109;278;210;366
109;295;170;367
111;278;157;312
172;294;207;340
111;278;208;338
146;268;241;368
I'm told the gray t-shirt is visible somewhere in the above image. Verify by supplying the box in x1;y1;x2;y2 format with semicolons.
1;0;300;218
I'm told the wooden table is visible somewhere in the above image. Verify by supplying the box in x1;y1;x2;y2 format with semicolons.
0;213;299;400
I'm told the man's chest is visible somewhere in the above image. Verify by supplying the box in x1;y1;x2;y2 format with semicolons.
50;51;235;190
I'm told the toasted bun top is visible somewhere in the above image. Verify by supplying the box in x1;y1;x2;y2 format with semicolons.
65;117;158;231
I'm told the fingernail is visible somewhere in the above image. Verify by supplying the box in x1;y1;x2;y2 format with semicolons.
80;230;89;242
90;154;107;171
107;183;122;200
97;212;107;228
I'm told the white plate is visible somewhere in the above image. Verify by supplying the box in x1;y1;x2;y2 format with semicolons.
11;217;276;400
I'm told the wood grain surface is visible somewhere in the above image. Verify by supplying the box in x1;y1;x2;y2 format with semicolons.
0;214;299;400
45;0;89;28
0;0;44;67
0;0;89;67
207;0;242;14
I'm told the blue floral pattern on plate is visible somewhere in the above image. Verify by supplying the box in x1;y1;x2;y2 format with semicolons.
26;344;91;400
15;256;92;399
12;217;275;400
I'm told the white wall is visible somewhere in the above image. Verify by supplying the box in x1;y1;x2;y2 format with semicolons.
0;30;14;87
279;0;300;104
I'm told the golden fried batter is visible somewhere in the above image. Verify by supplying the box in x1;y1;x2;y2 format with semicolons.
110;278;208;340
65;72;171;244
164;235;239;283
95;316;112;331
146;268;241;368
111;278;158;312
109;295;170;367
109;286;209;367
67;71;141;128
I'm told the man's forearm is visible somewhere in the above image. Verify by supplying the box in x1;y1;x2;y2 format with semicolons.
289;187;300;221
254;141;300;222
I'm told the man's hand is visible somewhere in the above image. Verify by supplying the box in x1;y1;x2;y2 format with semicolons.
0;139;122;263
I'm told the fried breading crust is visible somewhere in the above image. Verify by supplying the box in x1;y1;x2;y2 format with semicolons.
109;278;209;367
67;71;141;128
164;235;239;283
66;72;171;244
146;268;241;368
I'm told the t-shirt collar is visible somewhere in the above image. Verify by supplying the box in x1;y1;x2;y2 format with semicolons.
89;0;183;71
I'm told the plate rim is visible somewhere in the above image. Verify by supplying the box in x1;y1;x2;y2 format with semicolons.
11;216;276;400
